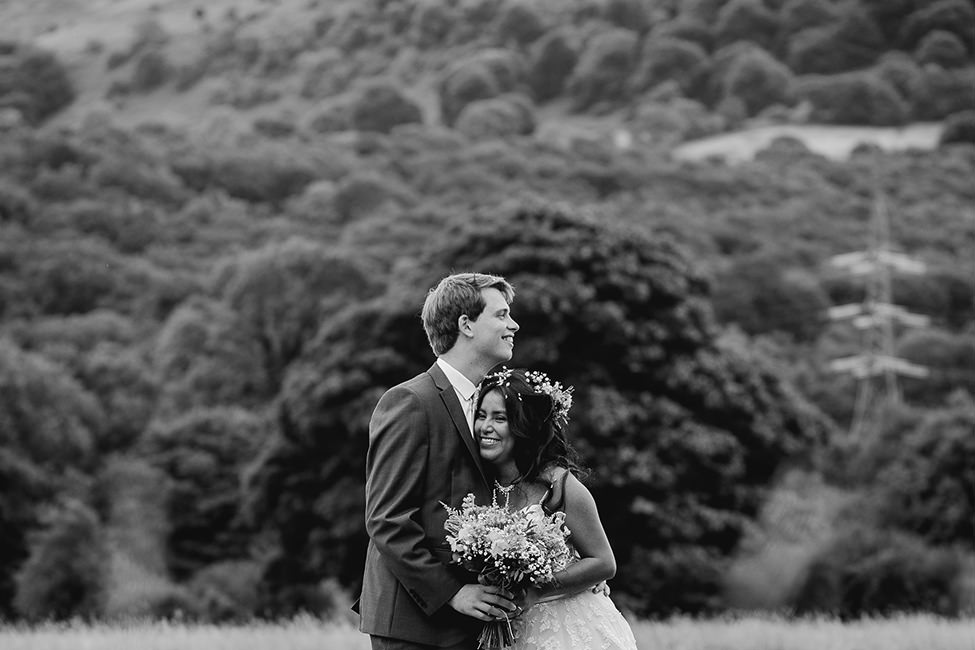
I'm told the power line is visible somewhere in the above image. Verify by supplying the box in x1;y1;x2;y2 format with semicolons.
827;190;930;442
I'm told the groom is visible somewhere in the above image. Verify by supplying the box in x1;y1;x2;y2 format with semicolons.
358;272;521;649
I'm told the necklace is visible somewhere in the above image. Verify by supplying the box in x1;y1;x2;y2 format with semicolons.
493;480;517;508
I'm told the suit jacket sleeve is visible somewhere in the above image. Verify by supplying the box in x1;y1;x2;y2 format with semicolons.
365;384;466;615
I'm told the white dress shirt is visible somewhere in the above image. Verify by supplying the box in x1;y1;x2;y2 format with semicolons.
436;358;477;436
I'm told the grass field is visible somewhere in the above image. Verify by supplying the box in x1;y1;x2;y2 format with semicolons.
2;615;974;650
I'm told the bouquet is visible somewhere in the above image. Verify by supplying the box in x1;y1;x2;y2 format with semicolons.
442;487;573;649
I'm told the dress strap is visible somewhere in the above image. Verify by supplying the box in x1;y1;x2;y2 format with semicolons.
541;468;570;515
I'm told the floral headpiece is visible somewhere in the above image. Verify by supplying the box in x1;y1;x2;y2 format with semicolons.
482;367;574;428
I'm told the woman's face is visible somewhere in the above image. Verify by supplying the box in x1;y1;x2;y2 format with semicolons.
475;389;516;469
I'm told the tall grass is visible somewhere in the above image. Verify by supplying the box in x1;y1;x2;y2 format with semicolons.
2;615;974;650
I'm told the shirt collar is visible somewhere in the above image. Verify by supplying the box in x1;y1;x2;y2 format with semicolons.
436;358;477;401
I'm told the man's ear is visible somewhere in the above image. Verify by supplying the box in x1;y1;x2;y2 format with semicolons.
458;314;474;338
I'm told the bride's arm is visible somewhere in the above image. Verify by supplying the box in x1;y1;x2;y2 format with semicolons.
536;473;617;600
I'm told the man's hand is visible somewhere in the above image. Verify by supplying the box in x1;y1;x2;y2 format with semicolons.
448;584;517;621
591;580;611;597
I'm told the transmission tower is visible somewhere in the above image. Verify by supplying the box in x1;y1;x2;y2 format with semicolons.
827;190;929;441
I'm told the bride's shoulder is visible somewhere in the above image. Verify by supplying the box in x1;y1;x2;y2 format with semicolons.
538;464;570;485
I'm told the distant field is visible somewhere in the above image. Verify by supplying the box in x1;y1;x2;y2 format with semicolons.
2;615;974;650
672;123;943;163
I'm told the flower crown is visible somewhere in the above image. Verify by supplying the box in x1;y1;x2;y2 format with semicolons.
483;367;574;428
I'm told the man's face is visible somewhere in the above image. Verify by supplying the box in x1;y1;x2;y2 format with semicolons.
469;287;519;365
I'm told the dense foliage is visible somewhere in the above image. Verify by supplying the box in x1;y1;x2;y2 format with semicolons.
0;0;973;624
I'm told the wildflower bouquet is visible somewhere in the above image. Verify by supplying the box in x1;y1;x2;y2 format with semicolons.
442;488;573;649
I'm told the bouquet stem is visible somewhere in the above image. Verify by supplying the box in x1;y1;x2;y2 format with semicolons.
477;616;516;649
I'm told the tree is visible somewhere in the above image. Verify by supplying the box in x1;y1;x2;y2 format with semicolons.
897;0;975;52
792;524;965;617
13;500;108;621
0;340;103;615
779;0;838;37
787;8;886;74
455;93;536;140
141;408;271;579
876;395;975;546
248;200;831;615
496;2;546;45
0;44;75;125
350;80;423;134
438;49;527;125
213;239;381;389
629;38;710;97
527;29;579;102
940;109;975;146
566;28;639;111
796;72;909;126
915;30;969;69
721;47;796;116
714;0;780;51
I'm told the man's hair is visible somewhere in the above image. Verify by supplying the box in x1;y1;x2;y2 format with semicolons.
421;272;514;356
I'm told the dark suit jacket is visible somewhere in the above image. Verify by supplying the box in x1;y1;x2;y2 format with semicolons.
358;362;492;646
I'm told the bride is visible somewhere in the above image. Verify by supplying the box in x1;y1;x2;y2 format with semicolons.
474;367;638;650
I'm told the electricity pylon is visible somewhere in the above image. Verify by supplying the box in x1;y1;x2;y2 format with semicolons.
827;191;929;441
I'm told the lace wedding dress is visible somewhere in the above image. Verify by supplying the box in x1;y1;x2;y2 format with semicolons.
508;489;638;650
510;578;639;650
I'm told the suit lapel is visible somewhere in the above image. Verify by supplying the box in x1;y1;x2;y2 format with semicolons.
428;363;489;488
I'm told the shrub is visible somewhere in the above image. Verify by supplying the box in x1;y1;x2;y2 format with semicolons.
332;172;399;222
915;30;969;69
455;93;536;139
350;80;423;133
875;51;924;107
630;37;710;96
793;525;966;617
129;50;170;92
411;0;455;48
305;100;353;133
566;28;639;111
940;109;975;146
89;157;189;205
779;0;838;36
714;0;780;50
603;0;651;34
496;2;546;45
14;500;109;621
859;0;916;44
722;46;796;116
875;396;975;546
682;0;729;24
141;408;269;578
0;179;36;225
438;49;526;125
787;8;886;74
915;67;975;121
0;44;75;124
711;258;829;342
187;560;263;621
171;147;317;204
652;17;714;51
897;0;975;52
527;28;578;101
154;297;270;411
796;71;909;126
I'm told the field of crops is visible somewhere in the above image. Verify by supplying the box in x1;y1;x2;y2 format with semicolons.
2;615;974;650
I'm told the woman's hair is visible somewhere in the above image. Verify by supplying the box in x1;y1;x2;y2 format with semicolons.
476;368;584;484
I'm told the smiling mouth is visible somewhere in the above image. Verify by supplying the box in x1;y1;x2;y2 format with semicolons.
479;437;501;447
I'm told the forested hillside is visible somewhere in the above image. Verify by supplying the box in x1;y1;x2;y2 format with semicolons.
1;0;973;623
